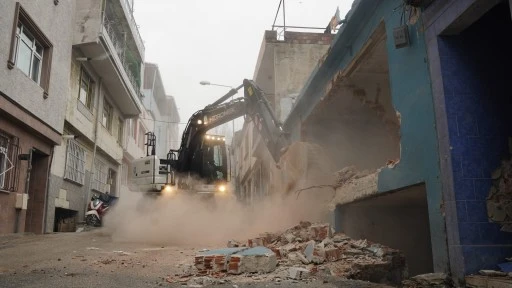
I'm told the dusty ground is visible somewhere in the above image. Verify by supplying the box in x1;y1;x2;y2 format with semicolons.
0;229;394;288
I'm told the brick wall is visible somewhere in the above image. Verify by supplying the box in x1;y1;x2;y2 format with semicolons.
439;2;512;273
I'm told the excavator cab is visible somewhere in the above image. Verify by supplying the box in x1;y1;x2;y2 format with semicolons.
186;134;229;195
200;134;228;184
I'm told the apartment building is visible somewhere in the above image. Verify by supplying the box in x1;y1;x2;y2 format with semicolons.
0;1;75;234
45;0;145;232
142;63;180;159
236;31;332;204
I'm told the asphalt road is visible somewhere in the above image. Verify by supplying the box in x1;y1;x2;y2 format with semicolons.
0;230;394;288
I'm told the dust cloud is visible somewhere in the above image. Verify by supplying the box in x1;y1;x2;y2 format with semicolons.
102;142;337;247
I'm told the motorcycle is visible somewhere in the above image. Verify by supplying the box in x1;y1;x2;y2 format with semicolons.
85;193;118;227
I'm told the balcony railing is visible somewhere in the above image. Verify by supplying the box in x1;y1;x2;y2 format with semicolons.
119;0;145;52
102;16;142;99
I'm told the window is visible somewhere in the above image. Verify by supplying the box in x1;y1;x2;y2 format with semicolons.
64;140;86;185
78;67;94;109
8;3;53;98
14;22;43;84
93;160;108;192
117;117;124;144
102;99;113;131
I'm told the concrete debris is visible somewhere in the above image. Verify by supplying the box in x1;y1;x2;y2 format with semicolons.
288;267;310;280
227;240;242;248
487;159;512;231
176;221;407;286
402;273;453;288
334;166;373;188
231;247;277;274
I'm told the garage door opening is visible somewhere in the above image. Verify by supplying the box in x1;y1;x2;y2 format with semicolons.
54;208;77;232
302;22;400;173
336;184;433;277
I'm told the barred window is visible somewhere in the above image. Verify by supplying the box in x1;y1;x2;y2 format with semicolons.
64;140;86;185
0;134;10;190
0;132;20;192
93;160;108;192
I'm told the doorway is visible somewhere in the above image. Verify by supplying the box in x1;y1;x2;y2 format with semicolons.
25;149;49;234
337;184;433;276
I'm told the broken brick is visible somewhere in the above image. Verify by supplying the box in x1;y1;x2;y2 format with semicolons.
325;247;342;262
308;223;331;241
227;255;242;275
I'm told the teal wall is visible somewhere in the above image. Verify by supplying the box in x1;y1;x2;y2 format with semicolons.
284;0;447;272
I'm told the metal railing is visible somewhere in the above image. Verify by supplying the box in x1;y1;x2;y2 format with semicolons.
102;16;142;99
119;0;145;52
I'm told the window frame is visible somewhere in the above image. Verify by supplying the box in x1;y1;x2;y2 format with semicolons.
8;3;53;98
78;66;95;110
63;139;86;185
14;22;44;84
102;99;113;132
117;117;124;144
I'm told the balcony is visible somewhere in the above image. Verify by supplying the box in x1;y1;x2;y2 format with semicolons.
73;0;144;117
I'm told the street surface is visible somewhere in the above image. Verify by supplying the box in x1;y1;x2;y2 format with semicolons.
0;229;394;288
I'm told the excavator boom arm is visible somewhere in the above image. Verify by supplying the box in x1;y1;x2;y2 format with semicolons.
175;79;290;172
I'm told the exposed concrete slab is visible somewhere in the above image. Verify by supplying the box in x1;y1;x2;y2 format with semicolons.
329;173;378;210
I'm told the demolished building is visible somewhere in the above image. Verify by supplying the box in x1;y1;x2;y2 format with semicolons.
277;0;512;286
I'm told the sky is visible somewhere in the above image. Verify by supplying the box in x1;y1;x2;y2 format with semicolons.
133;0;353;141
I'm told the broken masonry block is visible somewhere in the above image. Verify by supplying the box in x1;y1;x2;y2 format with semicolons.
288;267;310;280
229;247;277;274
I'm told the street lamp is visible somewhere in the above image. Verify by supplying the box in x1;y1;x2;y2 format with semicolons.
199;81;232;89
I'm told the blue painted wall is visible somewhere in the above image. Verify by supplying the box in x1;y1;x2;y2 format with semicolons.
284;0;447;272
437;3;512;274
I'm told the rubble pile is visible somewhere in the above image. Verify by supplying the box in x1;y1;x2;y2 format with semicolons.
402;273;452;288
167;221;407;286
334;166;373;188
487;159;512;232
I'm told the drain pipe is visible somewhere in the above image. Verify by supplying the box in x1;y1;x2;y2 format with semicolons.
42;146;54;233
84;77;102;217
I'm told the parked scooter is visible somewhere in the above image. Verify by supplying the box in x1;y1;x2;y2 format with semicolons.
85;192;117;227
